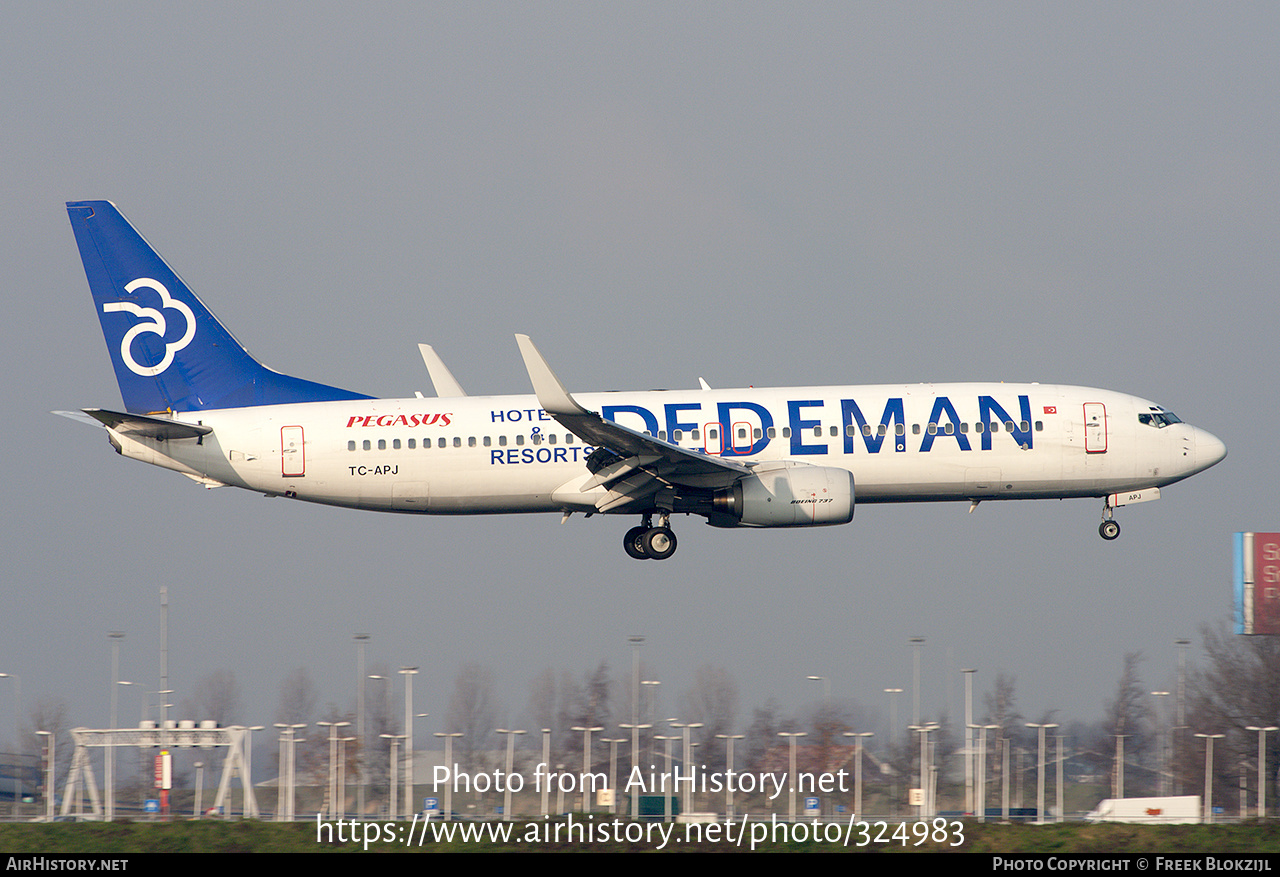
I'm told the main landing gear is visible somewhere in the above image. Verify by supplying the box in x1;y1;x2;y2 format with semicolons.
624;513;678;560
1099;501;1120;541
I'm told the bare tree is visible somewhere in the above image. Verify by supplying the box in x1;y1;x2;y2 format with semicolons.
445;662;498;771
188;670;241;727
1098;652;1154;796
24;698;71;797
679;664;739;766
1187;622;1280;811
277;667;318;727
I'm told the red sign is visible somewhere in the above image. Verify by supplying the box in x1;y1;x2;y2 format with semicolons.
1253;534;1280;635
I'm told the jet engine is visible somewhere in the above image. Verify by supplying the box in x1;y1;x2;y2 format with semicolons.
710;463;854;527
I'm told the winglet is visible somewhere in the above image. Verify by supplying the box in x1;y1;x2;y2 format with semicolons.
515;335;589;417
418;344;467;397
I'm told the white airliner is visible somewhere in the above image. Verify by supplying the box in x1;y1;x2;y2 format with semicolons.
62;201;1226;560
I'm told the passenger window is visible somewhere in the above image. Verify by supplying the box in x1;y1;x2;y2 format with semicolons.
452;437;461;448
846;425;856;437
348;441;356;451
896;424;905;436
516;435;524;446
1035;421;1043;431
912;424;921;435
708;428;718;440
532;433;541;445
781;427;790;438
673;429;683;441
468;437;476;447
1019;421;1030;433
547;433;556;445
483;436;491;447
408;438;416;449
565;434;574;444
862;424;872;437
768;427;777;439
393;439;401;450
927;423;937;435
739;428;748;440
959;423;968;434
692;429;701;440
378;439;386;450
944;423;954;435
754;428;762;440
363;440;371;450
499;435;507;446
1004;421;1015;433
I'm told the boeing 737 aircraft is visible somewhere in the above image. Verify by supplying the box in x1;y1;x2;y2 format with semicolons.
62;201;1226;560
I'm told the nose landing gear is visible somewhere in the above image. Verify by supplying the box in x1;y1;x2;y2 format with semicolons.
624;514;678;560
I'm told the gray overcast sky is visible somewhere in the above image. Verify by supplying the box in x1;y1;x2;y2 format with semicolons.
1;4;1275;746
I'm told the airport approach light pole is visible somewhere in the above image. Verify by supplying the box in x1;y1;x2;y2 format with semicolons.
36;731;53;821
910;723;939;819
620;722;651;817
1152;691;1171;795
244;725;264;819
318;721;350;820
962;668;976;815
654;734;678;823
717;733;744;818
1196;733;1225;823
1026;722;1058;824
908;637;925;728
495;728;526;820
778;731;806;821
843;732;874;818
642;680;661;761
107;632;123;822
399;667;418;819
540;729;551;818
1245;726;1277;818
602;736;625;814
571;725;604;814
670;721;702;815
435;732;462;821
1113;734;1131;799
354;634;369;819
627;634;644;816
968;724;997;822
380;734;403;819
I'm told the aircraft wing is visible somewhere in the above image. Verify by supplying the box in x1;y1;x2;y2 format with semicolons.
516;335;748;512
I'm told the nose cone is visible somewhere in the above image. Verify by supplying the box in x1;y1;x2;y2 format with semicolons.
1195;427;1227;471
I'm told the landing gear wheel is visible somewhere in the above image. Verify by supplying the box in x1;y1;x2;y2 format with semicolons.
624;526;650;560
642;527;678;560
1099;520;1120;541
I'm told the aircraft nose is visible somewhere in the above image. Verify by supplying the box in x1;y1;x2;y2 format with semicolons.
1195;427;1227;470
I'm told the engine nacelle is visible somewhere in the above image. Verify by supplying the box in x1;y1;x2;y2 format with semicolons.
711;464;854;527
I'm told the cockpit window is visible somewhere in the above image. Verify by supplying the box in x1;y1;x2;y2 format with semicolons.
1139;408;1183;428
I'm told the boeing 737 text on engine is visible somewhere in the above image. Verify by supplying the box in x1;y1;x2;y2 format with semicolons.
61;201;1227;560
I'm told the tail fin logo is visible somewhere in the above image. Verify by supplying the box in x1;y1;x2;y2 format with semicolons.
103;278;197;377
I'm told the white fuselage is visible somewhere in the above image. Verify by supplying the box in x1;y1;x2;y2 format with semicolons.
105;382;1223;517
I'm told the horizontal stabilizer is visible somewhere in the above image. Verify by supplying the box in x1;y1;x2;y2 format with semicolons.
82;408;212;440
